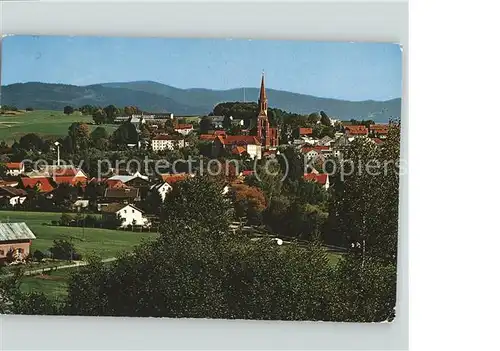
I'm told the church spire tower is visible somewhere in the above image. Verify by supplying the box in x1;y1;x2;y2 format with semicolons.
258;71;268;116
257;71;270;146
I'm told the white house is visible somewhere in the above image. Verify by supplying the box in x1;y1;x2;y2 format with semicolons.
174;124;194;136
5;162;24;176
101;203;149;228
0;187;27;206
149;182;173;201
151;135;186;152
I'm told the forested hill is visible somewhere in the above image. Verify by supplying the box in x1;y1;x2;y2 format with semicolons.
1;81;401;122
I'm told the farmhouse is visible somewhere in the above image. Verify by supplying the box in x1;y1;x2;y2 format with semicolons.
0;222;36;261
101;203;148;228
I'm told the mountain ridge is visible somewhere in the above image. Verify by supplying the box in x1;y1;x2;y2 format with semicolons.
1;81;401;122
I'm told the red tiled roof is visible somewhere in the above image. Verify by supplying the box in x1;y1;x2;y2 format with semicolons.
161;173;190;184
5;162;23;170
372;138;384;145
53;175;87;186
299;127;313;135
106;179;125;188
214;130;226;136
175;124;193;130
301;145;330;154
370;124;389;134
20;177;55;193
219;135;261;146
232;146;247;155
345;125;368;135
199;134;216;141
241;170;254;176
304;173;328;185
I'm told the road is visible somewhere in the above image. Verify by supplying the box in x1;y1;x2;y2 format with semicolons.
3;257;117;277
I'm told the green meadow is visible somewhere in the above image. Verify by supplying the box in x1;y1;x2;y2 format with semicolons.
0;211;158;259
0;110;118;143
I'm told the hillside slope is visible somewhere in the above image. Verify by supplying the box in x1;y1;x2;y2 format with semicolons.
1;81;401;122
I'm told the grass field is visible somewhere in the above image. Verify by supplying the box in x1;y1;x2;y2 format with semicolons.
0;210;158;259
20;269;72;300
0;110;118;143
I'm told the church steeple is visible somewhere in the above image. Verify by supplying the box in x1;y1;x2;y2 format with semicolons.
258;71;268;117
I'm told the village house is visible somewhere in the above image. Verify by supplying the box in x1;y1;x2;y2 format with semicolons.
344;125;369;138
20;177;55;193
103;187;141;203
24;165;88;186
199;134;217;141
207;116;225;129
151;135;187;152
0;222;36;262
72;199;90;211
330;133;350;158
369;124;389;139
0;187;28;206
0;179;20;188
100;203;149;228
149;182;173;201
160;173;193;187
303;173;330;190
299;127;313;137
174;124;194;136
213;135;262;160
4;162;24;176
301;145;332;161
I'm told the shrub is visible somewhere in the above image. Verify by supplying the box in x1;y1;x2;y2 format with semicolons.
49;239;78;261
33;250;45;262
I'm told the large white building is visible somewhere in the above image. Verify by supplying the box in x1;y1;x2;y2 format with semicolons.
151;135;186;152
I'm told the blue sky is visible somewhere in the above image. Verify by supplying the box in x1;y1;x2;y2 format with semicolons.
1;36;402;101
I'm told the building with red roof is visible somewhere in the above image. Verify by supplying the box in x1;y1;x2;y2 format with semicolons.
160;173;191;184
174;123;194;136
299;127;313;136
303;173;330;189
199;134;217;141
214;135;262;159
369;124;389;139
5;162;24;176
344;125;369;137
301;145;331;161
20;177;55;193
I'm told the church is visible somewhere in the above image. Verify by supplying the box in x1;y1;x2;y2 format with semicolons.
212;73;279;159
255;73;279;148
